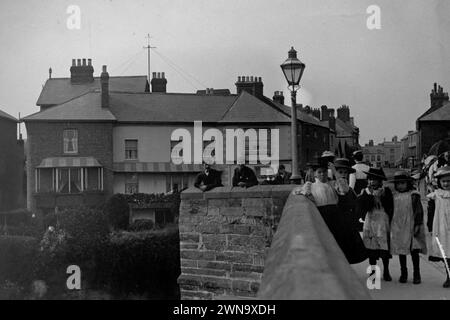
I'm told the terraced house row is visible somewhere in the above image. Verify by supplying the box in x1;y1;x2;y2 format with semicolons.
23;58;358;217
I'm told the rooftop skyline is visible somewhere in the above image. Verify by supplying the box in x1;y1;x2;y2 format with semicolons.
0;0;449;144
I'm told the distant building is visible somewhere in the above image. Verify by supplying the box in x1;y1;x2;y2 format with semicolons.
400;130;419;169
305;104;360;158
0;109;24;211
362;136;402;168
23;59;331;216
416;83;450;158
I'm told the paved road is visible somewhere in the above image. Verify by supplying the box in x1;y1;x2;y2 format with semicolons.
350;193;450;299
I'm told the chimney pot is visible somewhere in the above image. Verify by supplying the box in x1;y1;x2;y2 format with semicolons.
82;58;86;66
162;72;165;79
72;59;76;66
77;59;81;66
152;72;156;78
250;76;254;82
237;76;241;82
88;59;92;66
102;65;107;73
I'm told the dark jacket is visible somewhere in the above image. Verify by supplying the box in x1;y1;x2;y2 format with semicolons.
194;169;223;191
272;171;292;185
232;166;258;187
356;187;394;222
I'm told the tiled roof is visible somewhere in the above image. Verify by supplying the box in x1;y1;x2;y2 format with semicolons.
418;101;450;121
109;92;237;122
36;76;147;106
219;92;291;123
335;118;356;136
0;109;18;122
24;92;116;121
266;98;329;128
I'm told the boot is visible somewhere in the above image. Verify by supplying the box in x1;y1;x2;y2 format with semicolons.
382;257;392;281
412;252;421;284
399;255;408;283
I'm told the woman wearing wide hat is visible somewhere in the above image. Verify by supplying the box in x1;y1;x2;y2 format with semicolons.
331;158;368;264
388;170;427;284
357;167;394;281
294;159;367;264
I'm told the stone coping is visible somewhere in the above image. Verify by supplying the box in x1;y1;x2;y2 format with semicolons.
258;193;371;300
181;185;296;200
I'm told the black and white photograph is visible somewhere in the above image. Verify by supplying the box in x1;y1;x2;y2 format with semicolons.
1;0;450;305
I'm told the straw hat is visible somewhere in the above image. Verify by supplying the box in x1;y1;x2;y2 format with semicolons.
334;158;356;173
389;170;413;183
435;166;450;179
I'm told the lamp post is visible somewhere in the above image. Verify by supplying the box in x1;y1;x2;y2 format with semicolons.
281;47;305;184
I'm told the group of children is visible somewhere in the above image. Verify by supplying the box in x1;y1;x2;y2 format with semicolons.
295;155;450;288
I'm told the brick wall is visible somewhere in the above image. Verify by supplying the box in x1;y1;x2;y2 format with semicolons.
418;121;450;157
0;118;23;211
177;184;294;300
25;121;114;212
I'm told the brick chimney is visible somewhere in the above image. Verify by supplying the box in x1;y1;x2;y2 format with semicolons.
235;76;264;98
337;105;351;123
70;58;94;84
151;72;167;93
273;91;284;105
101;65;109;108
430;82;449;110
320;105;330;121
312;108;321;119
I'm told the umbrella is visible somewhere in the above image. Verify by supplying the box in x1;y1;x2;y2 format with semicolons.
428;138;450;156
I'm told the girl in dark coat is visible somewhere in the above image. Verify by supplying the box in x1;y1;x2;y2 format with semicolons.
357;167;394;281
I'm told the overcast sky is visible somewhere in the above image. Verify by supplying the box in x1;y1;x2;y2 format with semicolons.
0;0;449;144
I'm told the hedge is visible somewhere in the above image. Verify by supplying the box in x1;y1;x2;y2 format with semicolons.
95;225;180;299
0;236;39;287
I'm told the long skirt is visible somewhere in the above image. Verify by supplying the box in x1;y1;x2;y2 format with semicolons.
318;205;367;264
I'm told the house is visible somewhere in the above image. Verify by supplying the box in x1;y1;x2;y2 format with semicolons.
416;83;450;158
23;59;332;216
0;109;25;211
400;130;419;168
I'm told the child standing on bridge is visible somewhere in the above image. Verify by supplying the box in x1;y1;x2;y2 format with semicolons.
357;167;394;281
427;166;450;288
389;171;427;284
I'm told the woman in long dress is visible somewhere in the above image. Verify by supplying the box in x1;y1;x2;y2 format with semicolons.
295;160;367;264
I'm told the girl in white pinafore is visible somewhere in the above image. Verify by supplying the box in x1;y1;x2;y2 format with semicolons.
427;166;450;288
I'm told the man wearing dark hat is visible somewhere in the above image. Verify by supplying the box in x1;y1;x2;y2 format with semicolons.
272;164;292;185
350;150;369;195
357;167;394;281
194;163;223;192
232;164;258;188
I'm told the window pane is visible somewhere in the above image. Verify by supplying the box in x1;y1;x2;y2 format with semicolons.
58;168;69;193
39;169;53;192
70;168;81;193
86;168;100;191
63;129;78;154
125;140;138;159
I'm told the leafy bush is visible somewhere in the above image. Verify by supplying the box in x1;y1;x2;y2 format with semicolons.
35;206;110;296
128;219;154;232
0;236;39;288
95;226;180;299
104;194;130;230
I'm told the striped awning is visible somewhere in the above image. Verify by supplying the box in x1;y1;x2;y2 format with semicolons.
37;157;102;168
113;162;203;173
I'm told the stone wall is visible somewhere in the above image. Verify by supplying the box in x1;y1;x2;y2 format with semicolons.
177;185;294;300
258;193;371;300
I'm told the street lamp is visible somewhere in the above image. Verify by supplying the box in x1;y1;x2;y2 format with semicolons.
281;47;306;184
